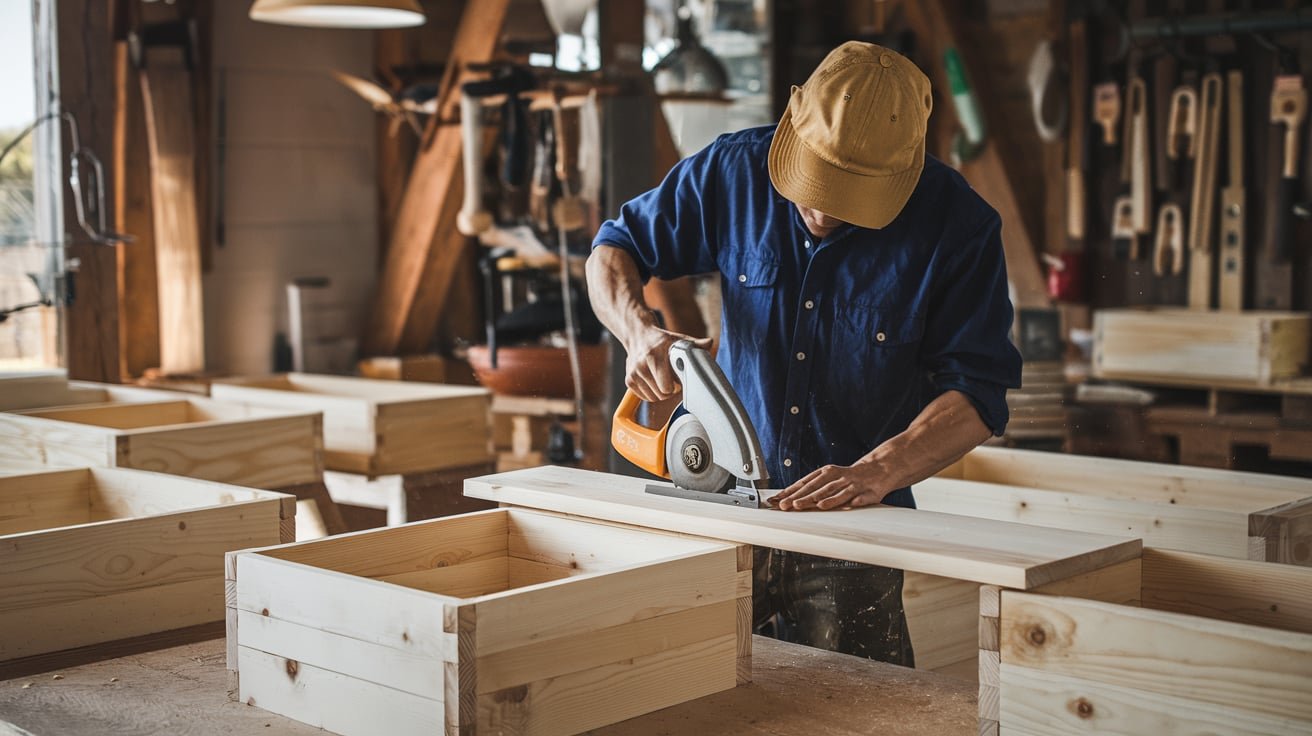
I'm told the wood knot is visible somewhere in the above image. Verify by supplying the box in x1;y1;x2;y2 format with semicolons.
178;521;187;531
261;608;270;617
1072;698;1094;719
1028;626;1047;646
1018;501;1028;509
285;659;299;680
1271;604;1279;613
402;631;410;642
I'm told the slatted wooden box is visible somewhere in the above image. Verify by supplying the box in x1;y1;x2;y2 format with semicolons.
905;447;1312;677
0;467;294;671
992;549;1312;735
211;373;492;476
1093;307;1312;384
226;508;750;736
0;398;322;489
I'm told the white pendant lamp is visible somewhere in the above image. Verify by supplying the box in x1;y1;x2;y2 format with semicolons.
249;0;426;29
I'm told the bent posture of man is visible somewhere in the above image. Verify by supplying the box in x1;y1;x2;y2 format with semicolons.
586;41;1021;665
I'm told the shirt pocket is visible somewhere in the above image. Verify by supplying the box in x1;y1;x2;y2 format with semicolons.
721;251;779;344
830;302;926;426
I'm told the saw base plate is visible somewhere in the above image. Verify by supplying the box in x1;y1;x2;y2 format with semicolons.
645;482;762;508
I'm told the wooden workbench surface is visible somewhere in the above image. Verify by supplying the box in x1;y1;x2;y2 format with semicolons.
0;636;975;736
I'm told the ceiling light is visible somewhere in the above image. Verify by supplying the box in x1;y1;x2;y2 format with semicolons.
249;0;425;29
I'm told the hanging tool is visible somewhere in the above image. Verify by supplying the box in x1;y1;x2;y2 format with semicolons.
1187;72;1222;309
1111;195;1139;259
1153;202;1185;276
456;88;494;236
1126;77;1151;235
1166;85;1198;161
612;341;770;508
1266;74;1307;264
1218;70;1246;310
1093;82;1120;146
1064;20;1087;243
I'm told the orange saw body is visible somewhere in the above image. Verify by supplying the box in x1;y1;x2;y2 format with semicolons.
610;340;770;507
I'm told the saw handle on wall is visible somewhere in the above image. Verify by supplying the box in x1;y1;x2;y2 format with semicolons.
611;389;670;479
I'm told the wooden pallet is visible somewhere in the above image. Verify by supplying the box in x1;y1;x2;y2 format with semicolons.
0;467;293;678
226;508;751;735
211;373;492;477
988;550;1312;735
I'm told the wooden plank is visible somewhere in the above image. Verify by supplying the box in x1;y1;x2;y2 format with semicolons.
1030;557;1141;606
476;634;737;736
914;476;1250;559
236;646;439;736
902;573;980;672
1000;591;1312;722
362;0;512;356
0;467;91;535
236;609;443;700
140;47;205;374
0;412;116;468
475;600;736;694
955;446;1312;514
1141;549;1312;634
1;501;280;613
257;508;507;578
86;467;286;519
464;466;1142;589
1000;664;1312;736
380;557;508;598
471;546;740;656
233;553;452;659
0;576;221;661
120;412;321;489
507;508;724;572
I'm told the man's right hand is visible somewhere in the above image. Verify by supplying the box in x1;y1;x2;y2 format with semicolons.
624;327;714;402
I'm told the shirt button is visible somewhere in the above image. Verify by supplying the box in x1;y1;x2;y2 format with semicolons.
738;274;747;283
804;240;812;249
804;300;814;310
790;405;800;415
783;458;792;468
876;331;887;343
796;352;806;361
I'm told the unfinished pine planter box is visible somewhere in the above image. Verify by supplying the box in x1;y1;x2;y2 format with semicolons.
0;466;294;672
904;447;1312;678
0;398;322;489
1093;307;1312;384
989;549;1312;735
226;508;750;736
211;373;492;477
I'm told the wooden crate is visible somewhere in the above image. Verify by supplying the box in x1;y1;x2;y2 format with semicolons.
907;447;1312;677
0;466;294;672
1093;307;1312;384
992;549;1312;735
0;398;322;489
226;508;750;736
211;373;492;477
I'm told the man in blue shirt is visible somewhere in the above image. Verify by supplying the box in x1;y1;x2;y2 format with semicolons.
586;42;1021;664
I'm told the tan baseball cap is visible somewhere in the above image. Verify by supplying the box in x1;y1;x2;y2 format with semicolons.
768;42;933;230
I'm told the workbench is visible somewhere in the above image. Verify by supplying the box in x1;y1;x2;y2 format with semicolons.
0;636;975;736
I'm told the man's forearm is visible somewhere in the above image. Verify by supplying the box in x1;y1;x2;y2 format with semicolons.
585;245;657;350
859;390;993;490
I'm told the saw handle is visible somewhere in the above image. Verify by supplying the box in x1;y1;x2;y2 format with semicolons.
611;389;669;479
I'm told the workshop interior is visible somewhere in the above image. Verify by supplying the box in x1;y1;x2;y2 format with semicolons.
2;1;1312;735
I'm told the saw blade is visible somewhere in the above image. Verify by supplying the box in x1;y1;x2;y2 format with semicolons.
666;413;732;493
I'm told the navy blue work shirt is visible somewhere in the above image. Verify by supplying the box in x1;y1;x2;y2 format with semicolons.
593;125;1022;508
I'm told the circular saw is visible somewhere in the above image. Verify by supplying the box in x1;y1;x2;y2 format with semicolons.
611;340;770;507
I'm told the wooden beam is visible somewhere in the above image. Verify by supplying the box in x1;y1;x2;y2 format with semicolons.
463;465;1141;589
362;0;511;356
901;0;1051;309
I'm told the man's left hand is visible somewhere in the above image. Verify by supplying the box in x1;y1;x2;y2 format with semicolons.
769;462;892;511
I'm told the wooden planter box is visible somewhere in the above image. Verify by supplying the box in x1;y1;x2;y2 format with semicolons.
226;508;749;736
0;398;322;489
905;447;1312;677
989;549;1312;735
0;467;294;672
211;373;492;477
1093;307;1312;384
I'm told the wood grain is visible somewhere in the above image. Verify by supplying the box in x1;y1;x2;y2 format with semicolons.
1142;549;1312;634
465;466;1142;588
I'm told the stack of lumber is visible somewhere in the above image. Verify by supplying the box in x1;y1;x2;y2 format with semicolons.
226;508;751;735
1002;361;1070;442
0;466;293;678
